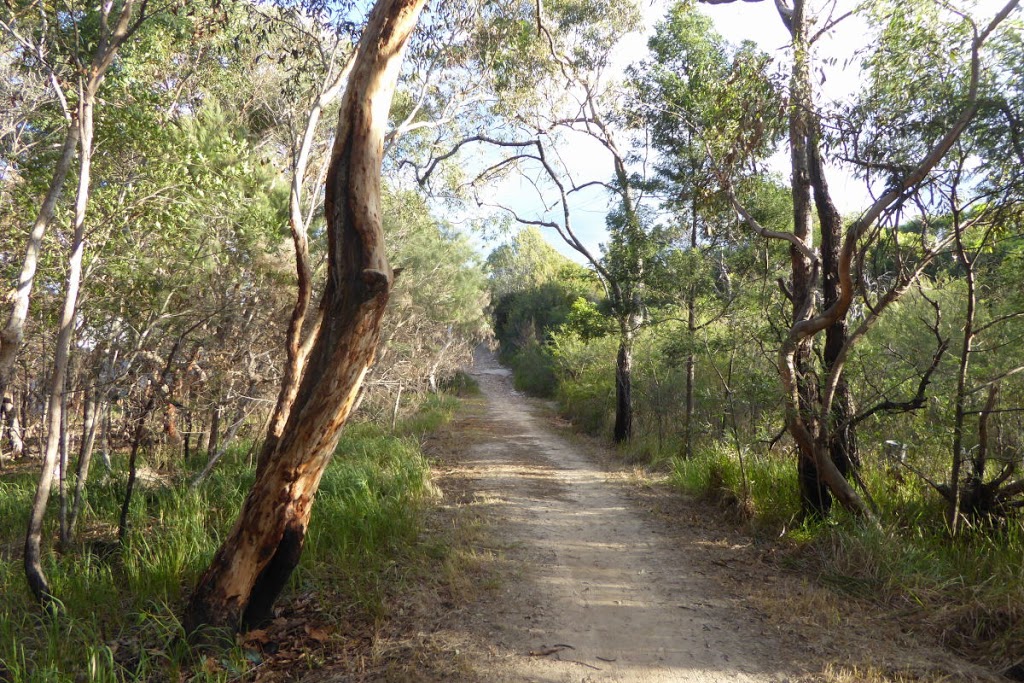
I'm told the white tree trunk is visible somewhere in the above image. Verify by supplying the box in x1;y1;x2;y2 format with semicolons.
24;93;96;605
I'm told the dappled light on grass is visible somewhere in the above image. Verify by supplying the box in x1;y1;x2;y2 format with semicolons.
0;399;455;681
668;442;1024;674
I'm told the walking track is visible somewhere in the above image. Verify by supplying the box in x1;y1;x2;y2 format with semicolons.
447;349;796;682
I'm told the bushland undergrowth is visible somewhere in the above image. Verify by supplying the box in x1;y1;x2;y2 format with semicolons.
0;394;461;682
503;331;1024;675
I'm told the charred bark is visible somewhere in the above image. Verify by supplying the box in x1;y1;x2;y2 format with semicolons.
185;0;427;632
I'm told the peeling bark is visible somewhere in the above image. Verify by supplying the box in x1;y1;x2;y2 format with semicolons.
259;53;353;468
185;0;427;632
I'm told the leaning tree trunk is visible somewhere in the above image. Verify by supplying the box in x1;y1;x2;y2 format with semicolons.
25;95;96;605
185;0;427;632
257;58;351;469
0;125;80;406
0;0;142;408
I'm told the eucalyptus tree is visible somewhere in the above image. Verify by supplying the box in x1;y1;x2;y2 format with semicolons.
700;0;1020;519
418;0;652;441
0;47;48;459
486;226;571;302
0;0;186;607
228;5;357;471
0;1;156;436
186;0;429;631
844;6;1024;527
17;3;293;554
486;226;598;366
628;4;785;457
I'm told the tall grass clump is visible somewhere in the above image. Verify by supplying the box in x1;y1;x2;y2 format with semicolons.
795;489;1024;673
438;370;481;396
0;397;455;681
0;448;250;682
669;443;800;528
299;422;435;616
398;393;460;436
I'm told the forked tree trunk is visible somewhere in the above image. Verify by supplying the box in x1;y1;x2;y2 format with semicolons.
810;121;859;486
258;56;352;468
185;0;427;632
25;96;97;605
784;0;832;519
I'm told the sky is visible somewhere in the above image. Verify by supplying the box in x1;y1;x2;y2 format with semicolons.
476;0;872;263
467;0;1016;265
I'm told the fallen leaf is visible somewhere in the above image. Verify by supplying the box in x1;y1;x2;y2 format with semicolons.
243;628;270;645
202;656;220;674
304;625;332;642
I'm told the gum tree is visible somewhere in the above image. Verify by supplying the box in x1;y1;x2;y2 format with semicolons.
701;0;1020;518
185;0;428;631
418;0;650;441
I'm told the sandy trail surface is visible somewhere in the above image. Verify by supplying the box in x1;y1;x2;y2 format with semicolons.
304;349;1000;682
447;348;797;682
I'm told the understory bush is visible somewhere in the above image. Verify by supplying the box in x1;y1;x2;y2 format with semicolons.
508;340;559;397
669;443;800;528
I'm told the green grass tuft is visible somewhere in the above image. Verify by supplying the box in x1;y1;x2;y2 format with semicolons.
669;443;801;529
0;399;456;681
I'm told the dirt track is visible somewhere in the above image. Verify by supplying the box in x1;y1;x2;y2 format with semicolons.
419;349;1008;683
445;349;798;682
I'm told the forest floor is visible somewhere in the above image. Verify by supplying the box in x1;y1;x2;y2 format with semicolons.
336;347;1004;683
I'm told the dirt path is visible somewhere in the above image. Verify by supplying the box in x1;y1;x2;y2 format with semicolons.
299;349;1000;681
440;349;798;682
